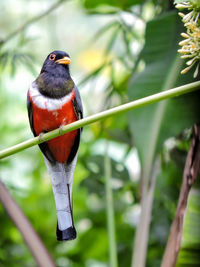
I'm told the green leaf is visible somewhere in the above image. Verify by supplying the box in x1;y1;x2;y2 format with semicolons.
176;188;200;266
83;0;141;10
81;155;129;196
128;11;200;267
128;11;200;173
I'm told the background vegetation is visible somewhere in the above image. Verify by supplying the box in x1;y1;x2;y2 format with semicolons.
0;0;199;266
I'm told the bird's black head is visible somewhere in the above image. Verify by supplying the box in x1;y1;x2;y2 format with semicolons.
41;50;71;75
36;50;74;98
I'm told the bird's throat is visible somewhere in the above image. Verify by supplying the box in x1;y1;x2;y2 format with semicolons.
36;73;75;99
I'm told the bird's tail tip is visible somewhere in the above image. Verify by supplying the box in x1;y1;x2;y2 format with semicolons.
56;224;77;241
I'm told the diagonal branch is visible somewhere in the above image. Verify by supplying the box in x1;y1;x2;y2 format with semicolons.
0;80;199;160
0;180;56;267
161;124;200;267
0;0;67;45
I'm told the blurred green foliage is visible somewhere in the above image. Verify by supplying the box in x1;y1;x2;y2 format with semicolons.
0;0;199;267
83;0;140;10
176;188;200;266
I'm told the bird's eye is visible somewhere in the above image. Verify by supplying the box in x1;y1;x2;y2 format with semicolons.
49;54;56;61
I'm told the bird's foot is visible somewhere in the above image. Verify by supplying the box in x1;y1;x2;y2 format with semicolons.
59;125;65;135
38;132;46;142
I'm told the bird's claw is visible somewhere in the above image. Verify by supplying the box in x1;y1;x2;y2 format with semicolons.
38;133;46;142
59;125;65;135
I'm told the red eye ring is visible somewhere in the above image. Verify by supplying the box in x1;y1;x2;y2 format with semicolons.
49;54;56;61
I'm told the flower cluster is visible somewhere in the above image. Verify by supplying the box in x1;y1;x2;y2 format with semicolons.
175;1;200;77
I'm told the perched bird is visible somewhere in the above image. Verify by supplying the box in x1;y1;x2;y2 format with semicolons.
27;50;83;241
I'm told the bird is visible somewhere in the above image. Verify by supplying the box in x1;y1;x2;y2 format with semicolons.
27;50;83;241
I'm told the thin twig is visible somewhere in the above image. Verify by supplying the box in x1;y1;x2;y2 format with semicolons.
0;180;56;267
0;0;67;45
0;81;199;160
104;143;118;267
161;125;200;267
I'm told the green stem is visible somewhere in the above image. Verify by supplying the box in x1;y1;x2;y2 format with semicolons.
104;143;118;267
0;81;199;160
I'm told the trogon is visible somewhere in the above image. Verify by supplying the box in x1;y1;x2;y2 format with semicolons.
27;50;83;241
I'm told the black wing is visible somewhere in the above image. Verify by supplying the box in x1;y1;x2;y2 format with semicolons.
27;94;35;135
67;86;83;164
27;93;56;164
73;86;83;122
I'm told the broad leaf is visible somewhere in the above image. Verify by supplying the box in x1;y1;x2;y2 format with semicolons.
176;188;200;266
128;11;200;175
128;11;200;267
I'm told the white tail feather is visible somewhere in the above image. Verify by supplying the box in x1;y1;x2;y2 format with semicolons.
43;155;77;231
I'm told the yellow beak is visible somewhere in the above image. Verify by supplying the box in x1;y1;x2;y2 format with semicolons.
56;56;71;65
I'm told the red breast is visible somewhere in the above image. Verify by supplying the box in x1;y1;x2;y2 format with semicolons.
30;90;78;163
